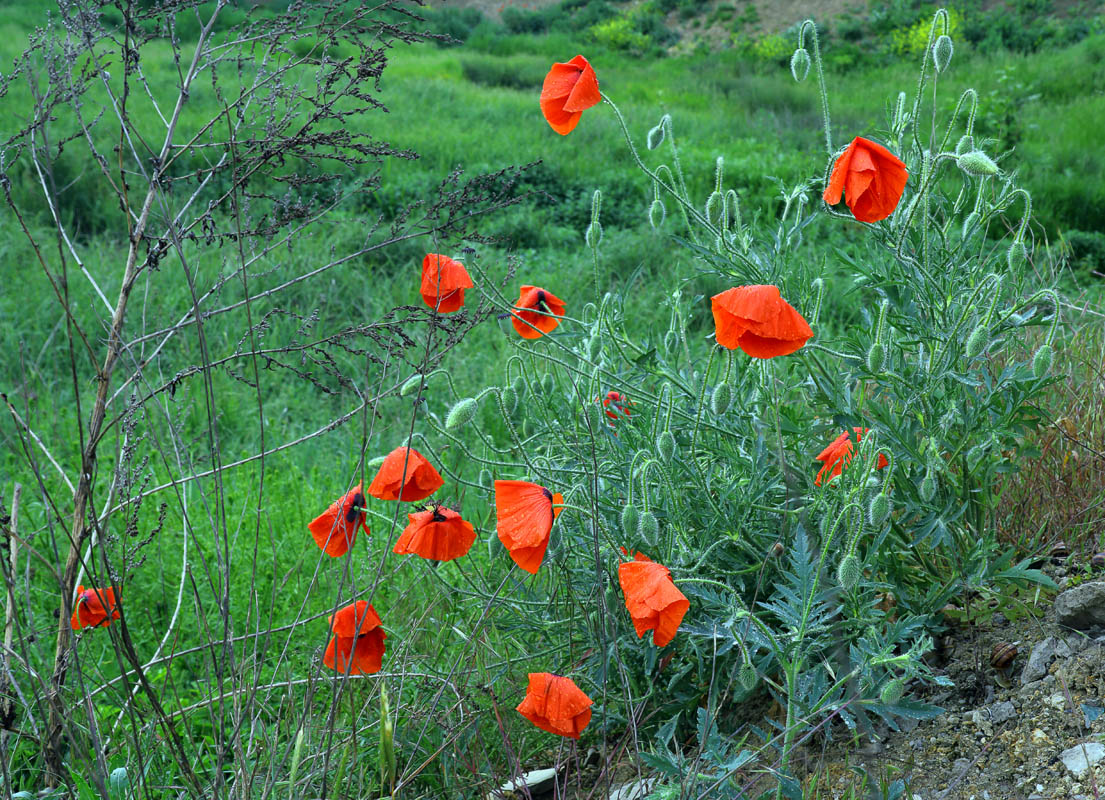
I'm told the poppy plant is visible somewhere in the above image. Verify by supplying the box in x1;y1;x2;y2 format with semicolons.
510;286;567;339
540;55;601;136
70;585;120;630
421;253;474;313
618;551;689;648
393;505;477;562
495;480;563;574
814;427;890;486
823;136;908;224
322;600;387;676
516;672;593;739
308;484;369;557
601;390;632;422
368;447;444;503
711;285;813;358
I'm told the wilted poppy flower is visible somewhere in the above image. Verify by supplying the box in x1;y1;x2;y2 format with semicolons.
600;390;632;422
814;427;890;486
618;551;689;648
511;286;567;339
540;55;601;136
393;505;476;562
516;672;593;738
70;585;120;630
711;285;813;358
308;484;369;557
323;600;386;676
368;447;444;503
823;136;908;223
495;480;563;574
421;253;474;313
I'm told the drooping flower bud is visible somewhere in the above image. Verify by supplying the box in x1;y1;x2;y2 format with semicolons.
1007;239;1028;269
790;47;811;82
919;469;936;502
512;375;526;400
478;468;492;489
933;34;953;73
647;115;669;151
541;373;555;396
445;398;478;430
400;374;422;396
957;150;1000;177
1032;344;1053;379
869;492;891;527
657;430;676;463
880;677;905;705
738;661;757;691
710;382;732;416
585;220;603;248
965;325;988;359
500;386;518;416
663;330;679;356
621;504;639;538
638;510;659;545
649;198;666;229
587;336;601;362
837;554;861;590
961;211;980;240
956;134;974;156
866;342;886;373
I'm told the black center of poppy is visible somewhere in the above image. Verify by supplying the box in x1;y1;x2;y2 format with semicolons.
541;487;552;501
346;492;365;523
534;290;550;313
432;509;447;522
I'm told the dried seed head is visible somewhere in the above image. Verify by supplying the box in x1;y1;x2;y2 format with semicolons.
445;398;478;430
657;430;676;463
957;150;1000;177
933;34;954;73
837;554;861;590
710;382;732;416
790;47;811;82
621;504;639;538
638;510;659;545
1032;344;1053;379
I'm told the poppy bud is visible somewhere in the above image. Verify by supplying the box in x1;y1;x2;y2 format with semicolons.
705;191;723;225
649;198;666;229
621;504;639;537
400;374;422;396
919;469;937;502
836;554;861;590
479;468;492;489
541;373;556;395
879;677;905;705
738;661;757;691
585;220;603;248
957;150;999;177
790;47;811;82
962;211;980;240
657;430;676;463
869;492;891;527
1007;239;1028;269
1032;344;1053;379
110;767;129;797
587;336;601;362
647;117;667;151
446;397;478;430
866;342;886;373
522;418;536;438
965;325;988;360
956;134;974;156
513;375;526;400
663;330;679;356
933;34;953;73
710;382;732;416
501;386;518;416
367;454;387;471
638;510;659;545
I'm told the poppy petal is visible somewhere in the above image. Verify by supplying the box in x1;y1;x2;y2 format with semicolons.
495;480;560;574
368;447;444;502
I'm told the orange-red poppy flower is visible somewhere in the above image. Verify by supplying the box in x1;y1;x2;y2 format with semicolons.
70;585;120;630
516;672;593;738
814;427;889;486
511;286;567;339
540;55;601;136
393;506;476;562
322;600;386;676
823;136;908;223
368;447;444;503
495;480;563;574
618;551;689;648
711;285;813;358
421;253;474;314
308;484;369;558
600;390;632;422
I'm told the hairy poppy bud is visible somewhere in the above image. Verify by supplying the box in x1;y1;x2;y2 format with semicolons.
710;382;732;416
956;134;974;156
400;374;422;396
957;150;999;177
541;373;556;396
446;398;478;430
367;454;387;471
837;554;861;590
933;34;953;73
962;211;980;240
648;198;666;229
638;510;659;545
647;115;669;151
501;386;518;416
663;330;679;356
869;492;891;527
790;47;811;82
866;342;886;373
738;661;757;691
705;191;723;225
479;468;492;489
621;504;639;537
657;430;676;463
880;678;905;705
587;336;601;362
919;470;937;502
522;418;536;438
1007;239;1028;269
1032;344;1053;379
585;220;603;248
965;325;988;360
513;375;526;400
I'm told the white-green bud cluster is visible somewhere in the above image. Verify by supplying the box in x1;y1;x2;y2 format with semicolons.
710;382;732;416
790;47;811;82
445;397;478;430
657;430;676;463
957;150;1000;177
933;34;954;73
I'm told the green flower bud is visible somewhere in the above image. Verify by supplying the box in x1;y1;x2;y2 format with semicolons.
479;468;492;489
657;430;676;463
445;397;478;430
400;374;422;396
919;469;937;502
501;386;518;415
585;220;603;248
522;418;536;438
647;116;668;151
955;134;974;156
866;342;886;373
367;454;387;471
1007;239;1028;269
869;492;891;527
648;198;666;229
663;330;679;356
621;504;639;538
965;325;988;359
710;382;732;416
1032;344;1053;379
738;661;757;691
705;191;723;225
638;510;659;545
541;373;555;395
837;554;861;590
961;211;980;239
790;47;811;82
512;375;526;400
587;336;601;362
957;150;999;177
879;678;905;705
933;34;953;73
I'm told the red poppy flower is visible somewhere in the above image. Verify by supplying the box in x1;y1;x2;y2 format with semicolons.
322;600;386;676
495;480;563;574
600;390;632;422
540;55;601;136
814;427;890;486
308;484;369;558
618;551;689;648
711;285;813;359
421;253;474;314
511;286;567;339
516;672;593;738
393;506;476;562
368;447;444;503
823;136;908;224
70;585;120;630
